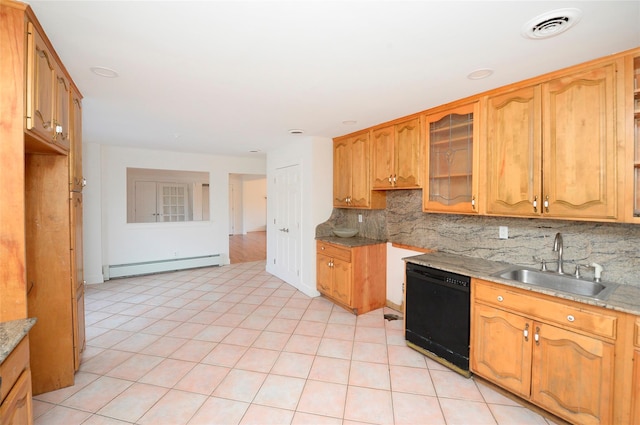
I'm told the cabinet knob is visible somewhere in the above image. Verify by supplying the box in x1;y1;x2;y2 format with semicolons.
321;246;325;250
523;323;529;341
497;295;504;302
544;196;549;212
567;315;575;322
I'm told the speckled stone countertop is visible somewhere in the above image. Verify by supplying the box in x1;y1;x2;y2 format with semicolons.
316;236;387;248
0;318;36;364
405;252;640;316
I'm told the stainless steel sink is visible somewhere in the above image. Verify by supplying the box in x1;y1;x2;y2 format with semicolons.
492;267;618;300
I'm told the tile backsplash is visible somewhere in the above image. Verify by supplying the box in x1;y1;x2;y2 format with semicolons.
317;190;640;287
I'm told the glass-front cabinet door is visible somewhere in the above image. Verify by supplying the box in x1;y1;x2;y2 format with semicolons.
423;102;480;214
633;54;640;220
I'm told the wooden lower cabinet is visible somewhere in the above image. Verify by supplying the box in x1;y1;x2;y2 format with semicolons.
531;322;614;425
472;303;532;397
0;338;33;425
471;278;617;425
316;240;386;315
631;318;640;424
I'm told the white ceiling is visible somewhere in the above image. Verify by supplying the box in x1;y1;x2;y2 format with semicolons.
27;1;640;157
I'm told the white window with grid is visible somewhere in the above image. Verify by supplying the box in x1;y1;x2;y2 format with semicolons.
158;183;188;222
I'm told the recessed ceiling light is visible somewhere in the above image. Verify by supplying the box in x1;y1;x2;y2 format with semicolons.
467;68;494;80
288;129;304;135
90;66;119;78
342;120;357;125
249;149;261;153
522;8;582;40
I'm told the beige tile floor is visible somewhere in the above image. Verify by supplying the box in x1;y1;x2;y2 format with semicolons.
33;261;562;425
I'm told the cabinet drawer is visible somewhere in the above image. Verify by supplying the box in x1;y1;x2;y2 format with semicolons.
0;337;29;403
317;241;351;262
474;280;617;339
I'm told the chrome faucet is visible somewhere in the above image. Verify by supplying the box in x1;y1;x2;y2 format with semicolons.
553;233;564;274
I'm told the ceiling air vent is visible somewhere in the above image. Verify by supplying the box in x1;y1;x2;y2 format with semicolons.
522;8;582;39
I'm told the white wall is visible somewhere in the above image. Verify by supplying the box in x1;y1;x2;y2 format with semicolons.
266;136;333;297
83;143;265;283
242;176;267;232
386;243;424;308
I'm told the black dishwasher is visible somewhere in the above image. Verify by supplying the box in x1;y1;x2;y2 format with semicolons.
405;262;471;376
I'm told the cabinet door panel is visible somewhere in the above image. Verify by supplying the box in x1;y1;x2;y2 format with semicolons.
332;257;351;306
542;63;617;219
471;303;532;397
70;91;84;191
531;322;614;425
486;86;542;216
26;23;55;141
372;126;394;189
333;139;352;206
316;253;332;294
350;134;370;207
395;118;421;188
424;102;480;213
632;349;640;425
0;369;33;425
54;68;70;150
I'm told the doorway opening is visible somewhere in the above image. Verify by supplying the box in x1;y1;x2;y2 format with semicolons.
228;173;267;264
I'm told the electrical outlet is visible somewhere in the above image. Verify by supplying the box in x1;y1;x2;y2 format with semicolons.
499;226;508;239
358;214;363;223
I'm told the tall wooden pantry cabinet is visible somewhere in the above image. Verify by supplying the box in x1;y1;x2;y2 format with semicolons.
0;0;85;399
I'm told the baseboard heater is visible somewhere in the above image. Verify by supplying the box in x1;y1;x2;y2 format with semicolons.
106;254;222;279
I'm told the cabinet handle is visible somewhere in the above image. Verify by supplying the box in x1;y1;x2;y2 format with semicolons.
327;261;332;267
393;174;397;184
497;295;504;302
534;326;540;345
388;175;393;184
82;177;87;187
566;315;575;322
471;195;476;210
523;323;529;341
533;195;538;212
544;196;549;213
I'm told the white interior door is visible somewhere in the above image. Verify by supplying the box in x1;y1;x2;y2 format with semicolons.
134;181;158;222
273;164;301;285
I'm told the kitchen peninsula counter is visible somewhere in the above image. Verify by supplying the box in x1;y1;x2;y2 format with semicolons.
405;251;640;316
0;318;36;364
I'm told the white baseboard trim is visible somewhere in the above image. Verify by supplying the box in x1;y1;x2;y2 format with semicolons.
106;254;222;279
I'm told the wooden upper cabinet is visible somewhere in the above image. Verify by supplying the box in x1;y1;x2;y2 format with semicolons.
372;126;395;189
54;66;71;150
350;133;371;207
372;117;421;190
333;131;385;209
485;61;619;221
70;89;84;192
542;63;618;220
25;21;70;153
625;53;640;223
485;85;542;216
333;137;353;207
26;22;55;142
423;102;480;214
